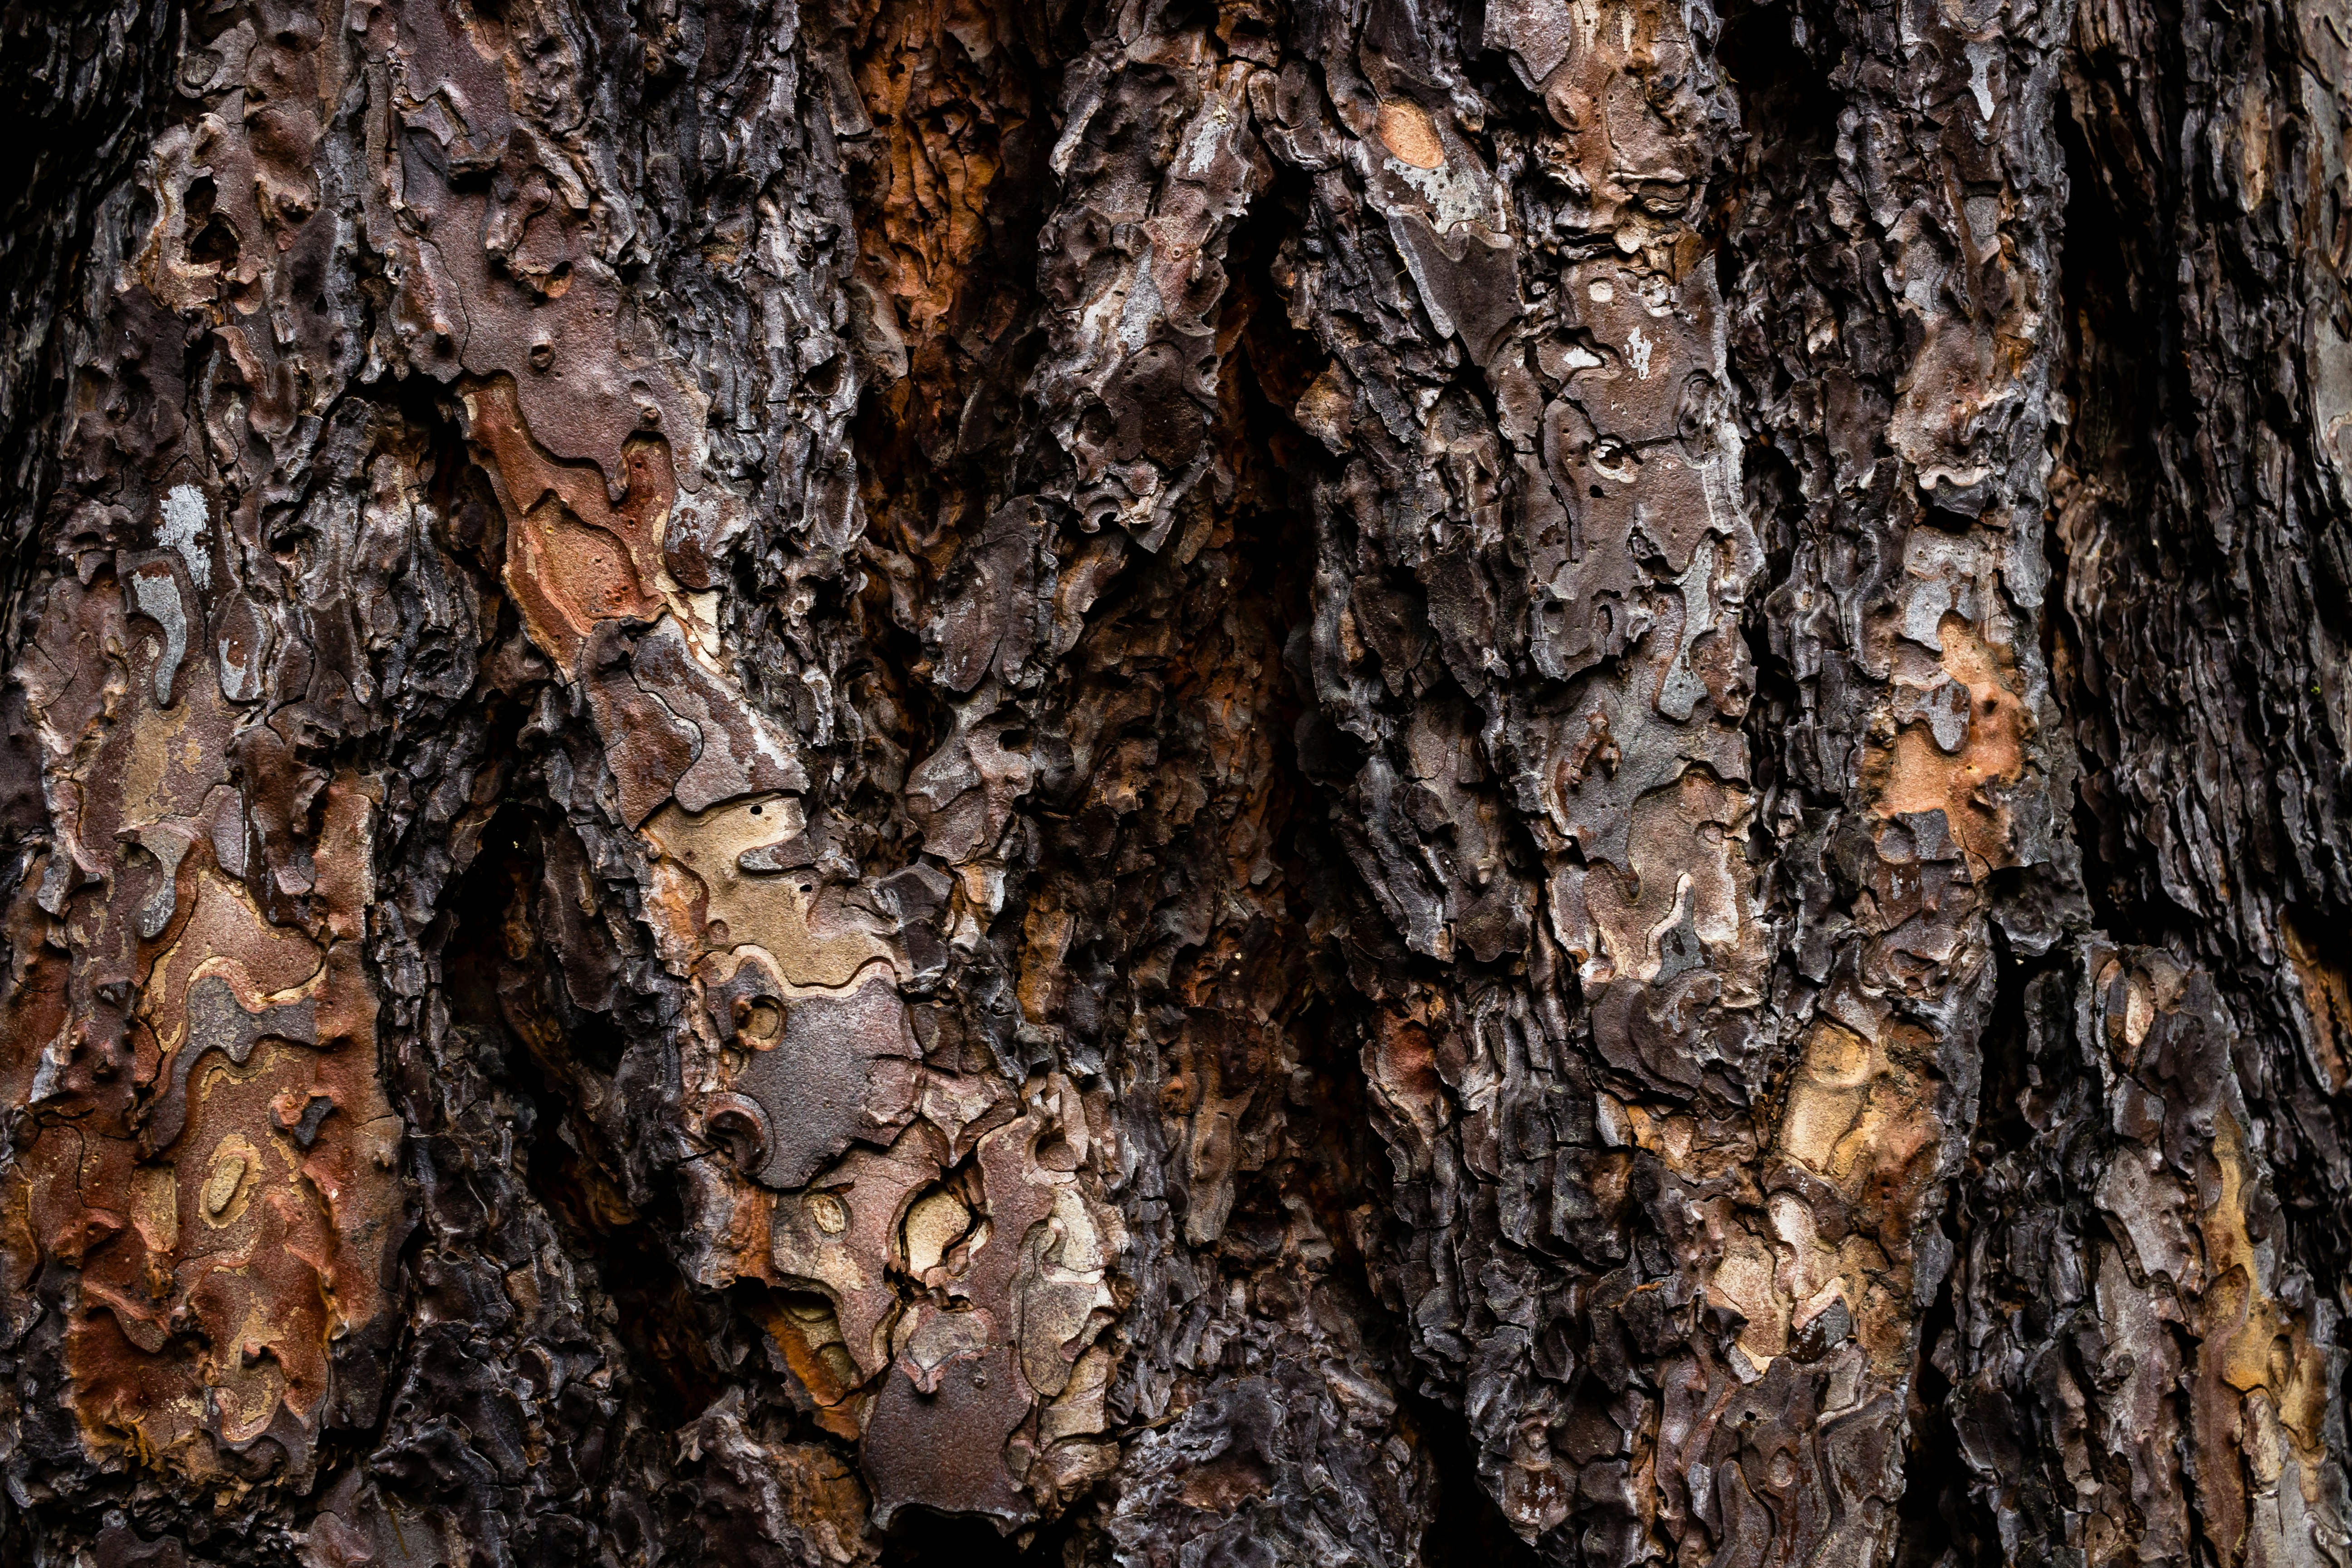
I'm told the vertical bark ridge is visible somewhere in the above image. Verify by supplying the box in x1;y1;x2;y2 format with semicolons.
0;0;2346;1562
1929;0;2352;1553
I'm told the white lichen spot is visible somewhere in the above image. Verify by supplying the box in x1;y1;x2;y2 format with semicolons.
1625;324;1655;379
1177;99;1231;180
159;484;212;591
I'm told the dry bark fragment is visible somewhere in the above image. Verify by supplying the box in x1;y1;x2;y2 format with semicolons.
0;0;2346;1563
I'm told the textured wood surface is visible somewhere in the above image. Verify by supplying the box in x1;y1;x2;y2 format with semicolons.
0;0;2347;1561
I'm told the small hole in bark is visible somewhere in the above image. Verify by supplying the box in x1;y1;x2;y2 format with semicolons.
189;214;240;267
885;1505;1068;1565
706;1104;765;1169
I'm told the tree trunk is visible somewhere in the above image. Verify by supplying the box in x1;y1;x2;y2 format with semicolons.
1;0;2347;1560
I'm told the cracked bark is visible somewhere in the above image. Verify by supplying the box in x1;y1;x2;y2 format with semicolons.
0;0;2347;1562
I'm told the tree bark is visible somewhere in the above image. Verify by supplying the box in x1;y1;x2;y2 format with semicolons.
0;0;2347;1560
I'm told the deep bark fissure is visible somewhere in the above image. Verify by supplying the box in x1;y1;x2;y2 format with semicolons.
3;0;2350;1560
442;804;728;1424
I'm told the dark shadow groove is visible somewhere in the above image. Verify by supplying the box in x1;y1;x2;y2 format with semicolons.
443;800;730;1428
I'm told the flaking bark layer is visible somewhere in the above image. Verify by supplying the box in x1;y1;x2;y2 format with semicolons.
0;0;2345;1562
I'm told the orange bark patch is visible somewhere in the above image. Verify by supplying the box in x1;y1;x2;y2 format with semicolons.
750;1292;869;1440
1865;612;2027;874
2198;1114;2332;1475
465;376;671;666
851;0;1015;348
1710;1019;1947;1377
1376;102;1446;169
65;779;400;1483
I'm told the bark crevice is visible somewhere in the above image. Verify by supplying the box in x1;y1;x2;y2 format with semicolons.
1;0;2348;1560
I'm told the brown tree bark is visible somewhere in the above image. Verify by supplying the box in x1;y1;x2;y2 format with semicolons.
0;0;2346;1561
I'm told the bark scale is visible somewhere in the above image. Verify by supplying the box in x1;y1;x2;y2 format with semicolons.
0;0;2345;1562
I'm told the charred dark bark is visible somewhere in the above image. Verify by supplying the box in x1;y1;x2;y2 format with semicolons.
0;0;2345;1562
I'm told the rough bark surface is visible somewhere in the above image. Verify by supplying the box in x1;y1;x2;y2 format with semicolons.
0;0;2347;1561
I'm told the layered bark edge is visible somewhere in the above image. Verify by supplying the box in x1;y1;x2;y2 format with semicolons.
0;0;2348;1562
